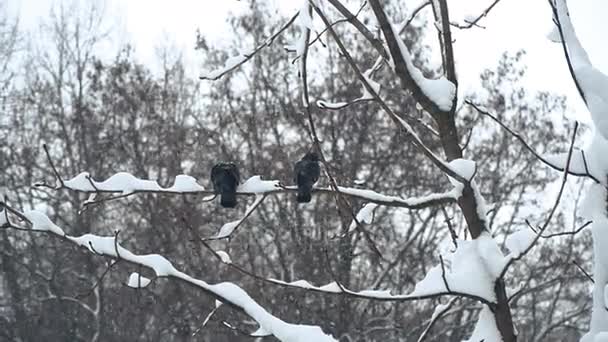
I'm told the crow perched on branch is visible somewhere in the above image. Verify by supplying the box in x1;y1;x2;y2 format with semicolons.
294;152;320;203
211;162;240;208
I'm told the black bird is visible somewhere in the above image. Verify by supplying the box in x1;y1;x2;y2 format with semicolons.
211;162;240;208
294;152;320;203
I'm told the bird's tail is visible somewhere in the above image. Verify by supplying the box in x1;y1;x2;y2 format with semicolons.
220;191;237;208
296;182;313;203
219;182;238;208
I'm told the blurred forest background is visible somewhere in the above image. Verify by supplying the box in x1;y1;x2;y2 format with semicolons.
0;1;594;341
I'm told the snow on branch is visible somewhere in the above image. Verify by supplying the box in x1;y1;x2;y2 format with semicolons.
199;12;299;81
316;68;379;110
187;223;496;307
368;0;456;115
35;146;461;211
499;121;579;279
1;204;337;342
207;194;266;240
467;100;603;184
550;0;608;141
463;305;502;342
312;4;471;185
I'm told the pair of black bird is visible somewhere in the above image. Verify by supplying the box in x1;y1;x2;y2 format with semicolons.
211;152;320;208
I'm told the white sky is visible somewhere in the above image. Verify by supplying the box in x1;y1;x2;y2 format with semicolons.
6;0;608;122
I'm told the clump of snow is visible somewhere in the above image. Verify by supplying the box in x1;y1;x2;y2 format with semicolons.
447;159;476;184
411;233;504;302
505;229;536;257
166;175;204;192
390;24;456;111
216;221;240;239
200;53;250;80
476;233;506;278
318;282;342;293
212;195;265;239
238;176;280;193
348;203;378;233
216;250;232;264
316;100;349;110
127;272;151;288
463;305;502;342
546;25;561;43
23;210;65;236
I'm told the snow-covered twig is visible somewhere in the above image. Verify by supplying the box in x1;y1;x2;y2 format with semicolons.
206;194;267;241
416;297;458;342
547;0;590;106
306;0;367;48
0;203;337;342
499;122;579;279
326;0;389;59
467;100;602;184
199;13;299;81
450;0;503;29
402;1;431;29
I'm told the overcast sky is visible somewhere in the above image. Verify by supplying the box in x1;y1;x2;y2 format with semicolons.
7;0;608;122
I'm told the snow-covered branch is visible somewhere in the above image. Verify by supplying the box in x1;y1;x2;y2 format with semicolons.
368;0;456;114
0;203;337;342
467;100;603;184
499;121;579;279
36;144;461;211
199;13;299;81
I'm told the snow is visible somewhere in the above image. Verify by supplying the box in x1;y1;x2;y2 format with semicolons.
67;234;175;276
545;149;589;174
505;229;536;257
166;175;205;192
23;210;65;236
595;333;608;342
63;172;161;194
216;250;232;264
559;0;608;330
237;176;280;193
390;24;456;111
411;233;505;303
251;326;272;337
216;221;240;239
463;305;502;342
200;53;250;80
0;209;7;226
581;183;608;342
127;272;151;288
336;185;459;207
348;203;378;233
577;66;608;141
552;0;608;141
447;158;477;184
213;194;265;239
316;100;349;110
431;302;450;321
316;68;380;110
